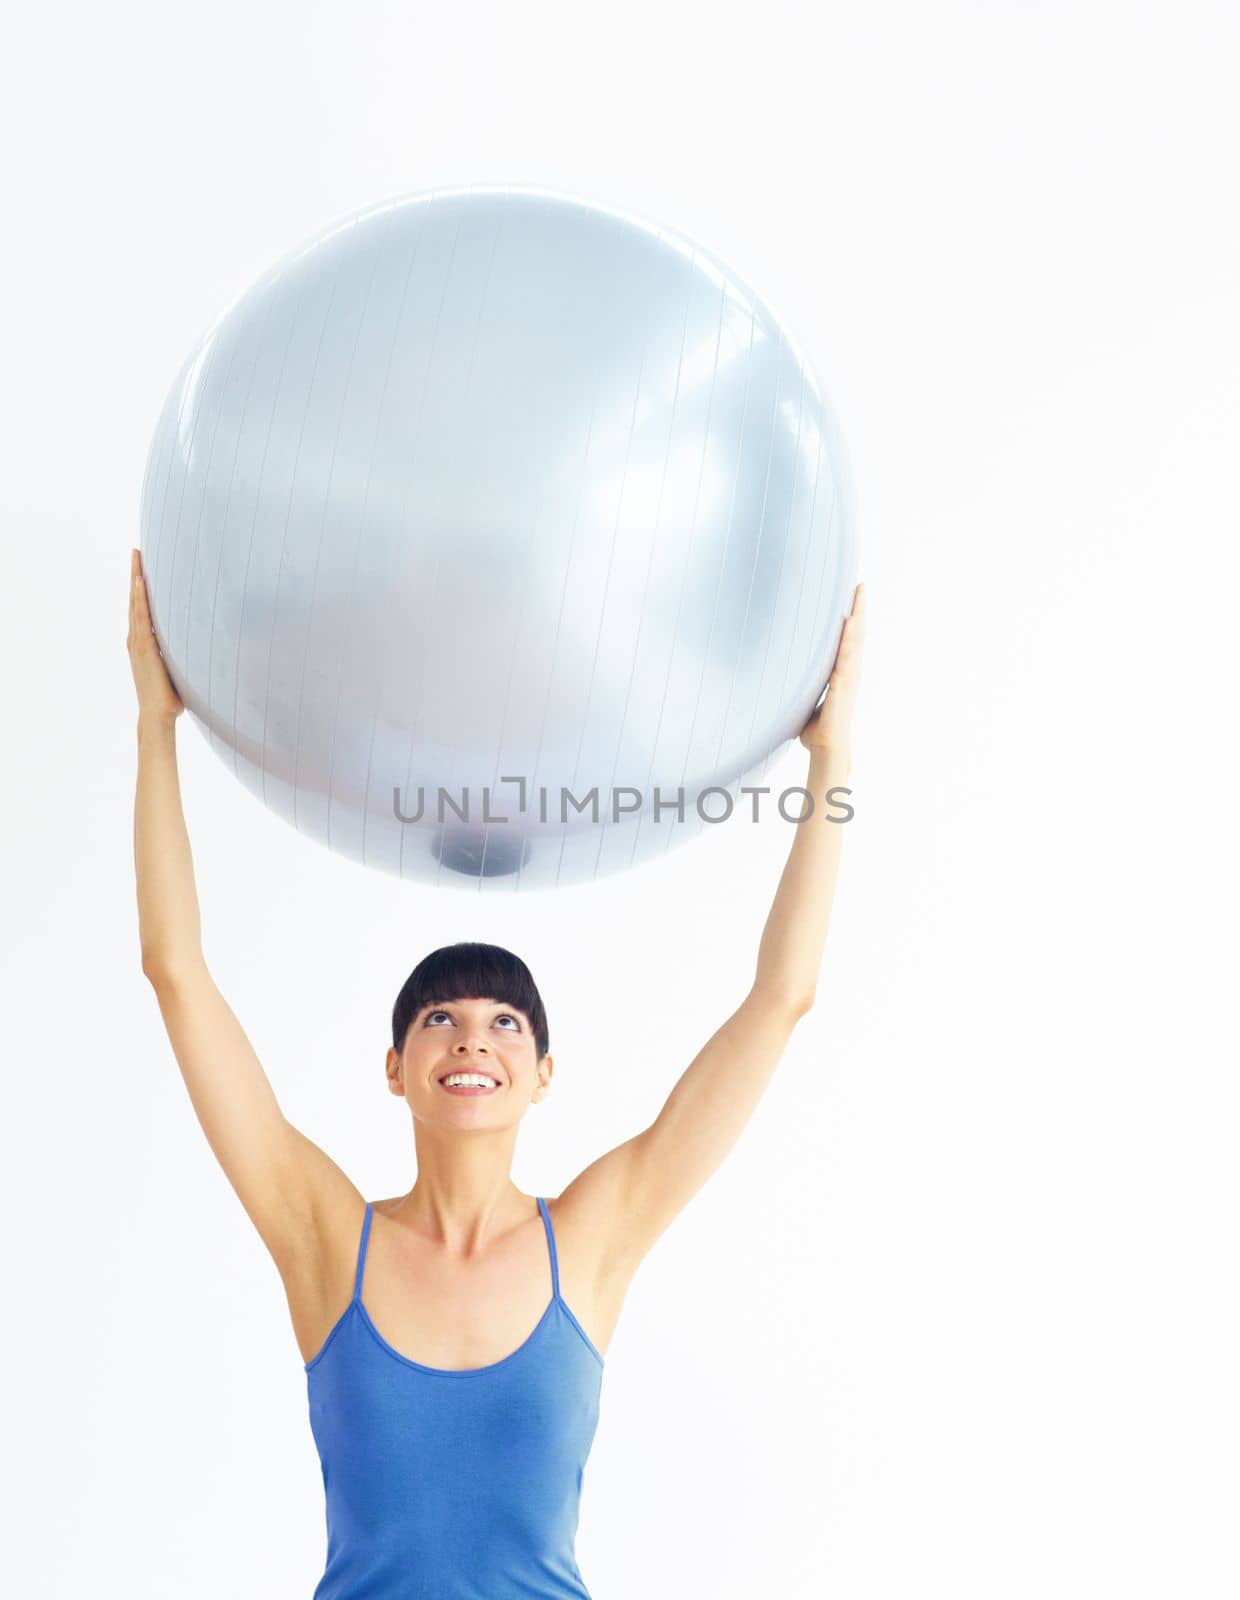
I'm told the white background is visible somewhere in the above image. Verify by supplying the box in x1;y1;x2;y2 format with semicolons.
2;2;1237;1596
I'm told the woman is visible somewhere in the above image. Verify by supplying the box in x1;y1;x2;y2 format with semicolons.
128;546;865;1599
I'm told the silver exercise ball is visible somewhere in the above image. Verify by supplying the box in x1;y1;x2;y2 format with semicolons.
139;185;857;891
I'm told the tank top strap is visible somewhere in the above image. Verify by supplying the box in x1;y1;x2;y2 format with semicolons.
536;1196;560;1301
352;1202;374;1303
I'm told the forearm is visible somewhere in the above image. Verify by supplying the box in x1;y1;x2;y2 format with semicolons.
753;746;852;1005
134;713;203;973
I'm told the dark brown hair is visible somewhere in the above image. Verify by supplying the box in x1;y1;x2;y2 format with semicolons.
391;942;550;1060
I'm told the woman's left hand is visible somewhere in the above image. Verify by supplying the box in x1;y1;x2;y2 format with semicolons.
799;582;866;756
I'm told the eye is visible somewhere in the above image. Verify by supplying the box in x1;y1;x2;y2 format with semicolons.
423;1008;520;1030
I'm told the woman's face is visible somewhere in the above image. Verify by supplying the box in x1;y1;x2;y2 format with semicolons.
387;995;551;1120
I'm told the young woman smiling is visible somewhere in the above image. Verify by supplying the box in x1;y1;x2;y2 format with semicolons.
128;546;865;1599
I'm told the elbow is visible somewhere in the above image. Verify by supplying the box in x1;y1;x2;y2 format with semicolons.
141;947;199;987
755;981;816;1019
140;948;169;986
780;983;817;1018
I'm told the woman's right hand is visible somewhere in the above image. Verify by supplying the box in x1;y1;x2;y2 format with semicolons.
128;548;184;721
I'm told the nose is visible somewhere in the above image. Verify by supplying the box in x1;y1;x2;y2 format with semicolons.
453;1036;489;1055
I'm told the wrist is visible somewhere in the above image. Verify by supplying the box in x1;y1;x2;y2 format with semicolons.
137;710;179;741
806;743;851;781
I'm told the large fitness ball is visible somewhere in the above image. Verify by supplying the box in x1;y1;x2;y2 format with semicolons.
139;185;857;891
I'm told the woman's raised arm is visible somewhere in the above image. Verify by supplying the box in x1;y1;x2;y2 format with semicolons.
128;550;359;1272
557;585;867;1283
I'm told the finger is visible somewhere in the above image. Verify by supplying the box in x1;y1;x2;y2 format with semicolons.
130;577;158;644
828;634;861;685
834;611;861;658
837;589;866;652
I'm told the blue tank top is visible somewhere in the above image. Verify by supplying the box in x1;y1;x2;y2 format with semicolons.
305;1197;605;1600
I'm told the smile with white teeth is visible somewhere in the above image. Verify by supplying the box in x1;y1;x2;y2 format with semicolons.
439;1072;500;1089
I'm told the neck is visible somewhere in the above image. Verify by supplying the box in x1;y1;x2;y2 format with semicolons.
394;1133;533;1253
